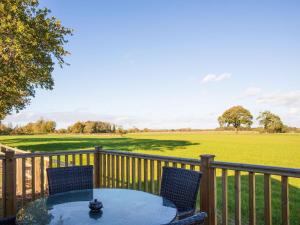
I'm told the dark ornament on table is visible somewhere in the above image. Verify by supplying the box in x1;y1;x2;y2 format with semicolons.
89;199;103;213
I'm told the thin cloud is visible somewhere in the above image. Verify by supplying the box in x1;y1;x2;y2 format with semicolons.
257;90;300;106
243;87;262;97
202;73;232;83
3;111;217;129
255;90;300;125
289;107;300;115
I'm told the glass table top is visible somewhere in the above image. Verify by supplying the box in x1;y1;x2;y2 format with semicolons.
16;189;177;225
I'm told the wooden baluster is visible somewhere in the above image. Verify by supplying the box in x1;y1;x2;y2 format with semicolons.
173;162;177;168
103;154;107;188
107;154;111;188
49;156;53;168
87;153;90;165
157;160;161;194
40;156;45;197
99;152;103;187
65;155;69;167
144;159;148;192
249;172;256;225
34;157;41;194
222;169;228;225
16;159;22;196
112;155;115;188
235;171;241;225
282;176;289;225
150;160;154;193
165;161;169;167
57;155;61;168
22;158;26;205
132;157;136;189
138;158;142;190
31;157;35;200
72;154;76;166
181;163;186;169
190;165;195;171
116;155;120;188
121;156;125;188
264;174;272;225
210;167;217;225
79;154;83;166
126;157;130;189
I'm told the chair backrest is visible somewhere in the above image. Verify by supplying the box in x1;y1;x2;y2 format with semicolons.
0;216;16;225
168;212;207;225
160;167;202;212
47;166;93;195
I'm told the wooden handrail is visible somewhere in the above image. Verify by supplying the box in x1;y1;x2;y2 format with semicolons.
14;149;97;158
0;143;29;154
211;161;300;178
99;149;201;165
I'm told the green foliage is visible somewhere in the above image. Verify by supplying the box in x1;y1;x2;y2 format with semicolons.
257;111;285;133
0;0;72;120
115;126;127;135
0;123;13;134
218;106;253;131
68;121;85;133
68;121;117;134
56;128;67;134
11;119;56;134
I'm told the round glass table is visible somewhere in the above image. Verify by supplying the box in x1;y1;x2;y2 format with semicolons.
16;189;177;225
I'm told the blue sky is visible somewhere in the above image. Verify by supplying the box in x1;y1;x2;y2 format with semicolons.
4;0;300;129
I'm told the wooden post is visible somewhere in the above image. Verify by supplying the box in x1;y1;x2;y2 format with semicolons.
3;150;17;217
200;154;216;225
94;146;102;188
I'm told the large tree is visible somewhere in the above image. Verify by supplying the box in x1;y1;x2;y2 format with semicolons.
257;111;285;133
218;106;253;132
0;0;72;120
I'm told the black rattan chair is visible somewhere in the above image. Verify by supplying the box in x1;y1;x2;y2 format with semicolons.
160;167;202;219
47;165;93;195
0;216;16;225
168;212;207;225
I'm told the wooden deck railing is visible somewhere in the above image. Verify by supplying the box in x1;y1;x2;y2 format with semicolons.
0;144;299;225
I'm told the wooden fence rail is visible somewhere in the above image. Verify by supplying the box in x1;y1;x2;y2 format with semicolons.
0;144;299;225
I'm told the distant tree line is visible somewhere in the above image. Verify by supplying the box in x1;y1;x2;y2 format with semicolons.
0;111;299;135
218;105;295;133
0;119;56;135
0;119;125;135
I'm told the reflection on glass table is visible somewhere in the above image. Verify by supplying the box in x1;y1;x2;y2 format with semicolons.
17;189;177;225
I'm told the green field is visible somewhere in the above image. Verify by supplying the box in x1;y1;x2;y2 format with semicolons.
1;132;300;224
1;132;299;167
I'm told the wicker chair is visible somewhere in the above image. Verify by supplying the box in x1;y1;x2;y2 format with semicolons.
0;216;16;225
47;165;93;195
160;167;202;219
168;212;207;225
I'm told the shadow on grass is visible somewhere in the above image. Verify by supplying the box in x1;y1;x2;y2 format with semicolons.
1;136;199;152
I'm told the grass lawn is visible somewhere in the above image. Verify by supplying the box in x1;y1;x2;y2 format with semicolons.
1;132;300;224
